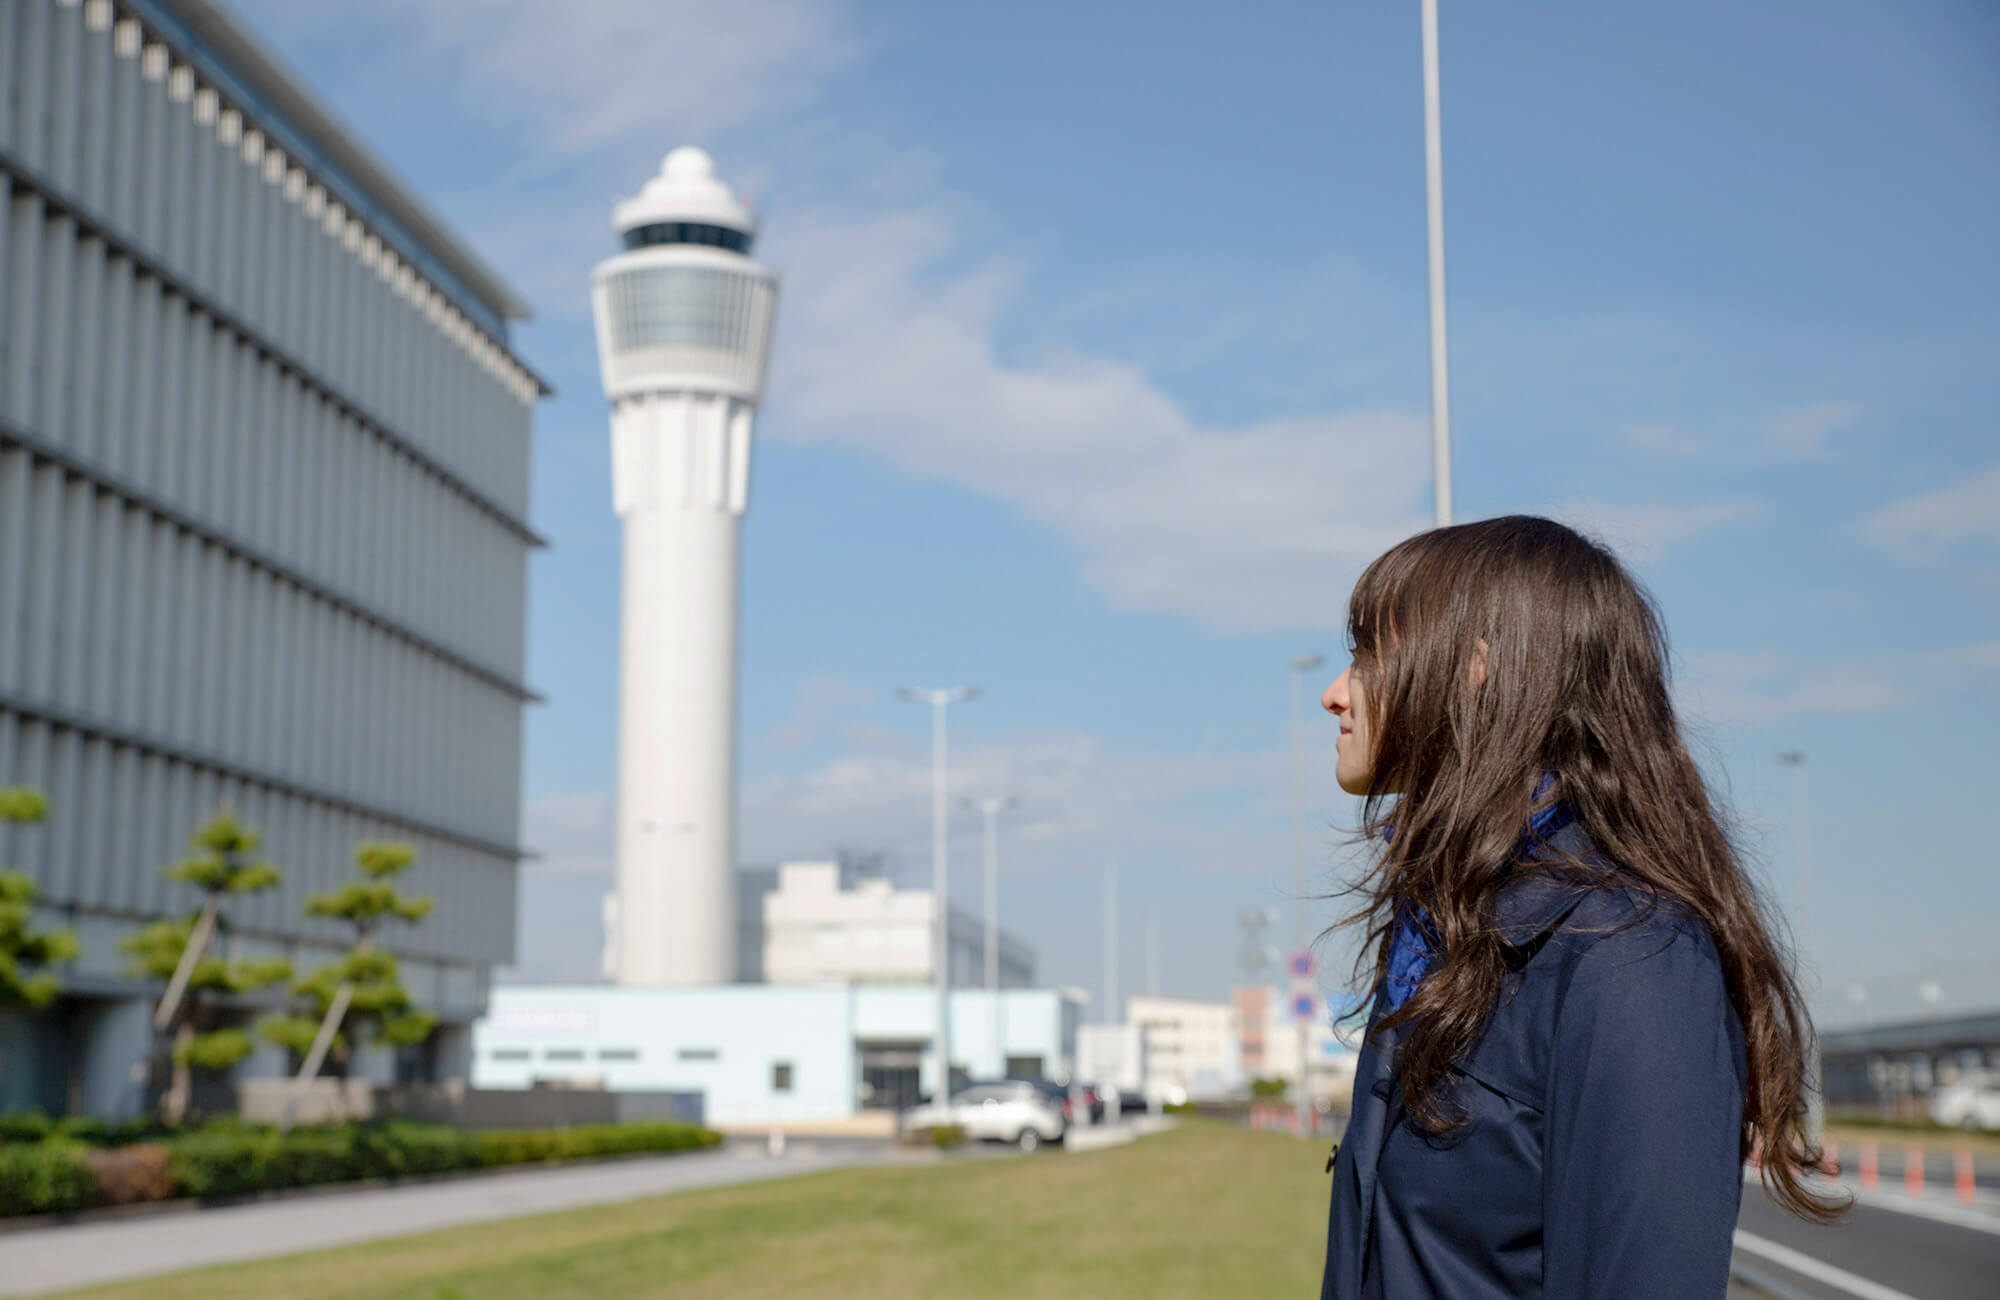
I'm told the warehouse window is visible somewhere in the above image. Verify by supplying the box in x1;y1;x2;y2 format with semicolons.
677;1047;720;1063
489;1049;530;1062
772;1062;794;1093
544;1048;585;1062
597;1048;640;1062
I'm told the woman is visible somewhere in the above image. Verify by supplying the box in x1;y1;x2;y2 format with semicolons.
1317;517;1837;1299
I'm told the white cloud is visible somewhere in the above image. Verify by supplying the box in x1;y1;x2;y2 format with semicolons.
1859;466;2000;562
1541;498;1765;562
1620;401;1862;463
1682;640;1999;727
770;204;1433;631
266;0;863;156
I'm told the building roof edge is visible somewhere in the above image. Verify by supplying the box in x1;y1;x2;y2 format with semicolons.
161;0;535;324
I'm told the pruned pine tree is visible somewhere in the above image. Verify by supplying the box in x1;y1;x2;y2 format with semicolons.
263;842;436;1103
0;788;79;1010
132;811;289;1124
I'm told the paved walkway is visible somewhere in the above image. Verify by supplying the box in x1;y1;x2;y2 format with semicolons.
2;1143;875;1297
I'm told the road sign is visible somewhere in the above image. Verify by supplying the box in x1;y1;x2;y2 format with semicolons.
1291;991;1317;1023
1287;949;1316;980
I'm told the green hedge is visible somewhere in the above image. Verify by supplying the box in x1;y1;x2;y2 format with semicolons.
0;1119;724;1215
0;1142;95;1216
167;1121;721;1200
476;1121;722;1167
0;1110;164;1148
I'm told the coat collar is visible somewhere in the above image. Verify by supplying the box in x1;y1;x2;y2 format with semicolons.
1491;821;1600;947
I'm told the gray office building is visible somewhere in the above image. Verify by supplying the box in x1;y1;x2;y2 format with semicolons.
0;0;543;1114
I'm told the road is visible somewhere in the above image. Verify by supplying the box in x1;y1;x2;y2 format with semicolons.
1731;1178;2000;1299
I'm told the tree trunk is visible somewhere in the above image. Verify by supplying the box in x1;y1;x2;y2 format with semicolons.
165;1022;194;1125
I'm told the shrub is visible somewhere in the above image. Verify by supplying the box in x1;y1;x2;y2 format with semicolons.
84;1144;175;1206
1163;1101;1197;1115
0;1142;95;1216
0;1118;723;1214
929;1124;966;1148
476;1121;719;1168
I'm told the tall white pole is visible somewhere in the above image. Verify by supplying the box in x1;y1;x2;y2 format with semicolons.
1147;915;1160;997
1778;750;1820;1145
1103;864;1119;1026
1421;0;1453;528
1290;653;1323;1133
903;685;978;1100
968;795;1016;1077
932;698;950;1095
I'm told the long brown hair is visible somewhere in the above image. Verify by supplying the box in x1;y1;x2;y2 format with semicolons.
1335;515;1838;1222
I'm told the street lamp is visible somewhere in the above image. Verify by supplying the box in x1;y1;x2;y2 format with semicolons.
1776;750;1820;1143
1421;0;1453;527
900;684;980;1100
1290;653;1325;1133
964;794;1018;1076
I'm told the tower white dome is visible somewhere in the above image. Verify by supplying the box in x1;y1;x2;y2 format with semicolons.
613;145;756;236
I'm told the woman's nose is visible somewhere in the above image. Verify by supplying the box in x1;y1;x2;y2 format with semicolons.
1322;668;1348;715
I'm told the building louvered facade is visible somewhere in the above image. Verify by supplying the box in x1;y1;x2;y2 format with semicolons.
0;0;541;1113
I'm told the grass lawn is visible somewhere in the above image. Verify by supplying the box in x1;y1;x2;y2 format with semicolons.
44;1122;1332;1300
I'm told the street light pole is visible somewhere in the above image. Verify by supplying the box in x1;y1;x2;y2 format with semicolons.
966;794;1017;1077
1776;750;1820;1143
1421;0;1453;527
900;684;979;1101
1104;863;1119;1027
1290;653;1325;1134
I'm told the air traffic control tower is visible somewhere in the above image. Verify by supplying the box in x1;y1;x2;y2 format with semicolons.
593;149;779;985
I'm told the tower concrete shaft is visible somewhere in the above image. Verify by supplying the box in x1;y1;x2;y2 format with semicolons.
593;148;778;985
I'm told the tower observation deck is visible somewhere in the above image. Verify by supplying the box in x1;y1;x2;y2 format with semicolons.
593;149;779;986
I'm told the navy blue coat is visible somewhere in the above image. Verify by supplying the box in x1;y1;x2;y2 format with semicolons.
1320;827;1748;1298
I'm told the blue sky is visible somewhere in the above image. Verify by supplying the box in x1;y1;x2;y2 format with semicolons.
244;0;1999;1023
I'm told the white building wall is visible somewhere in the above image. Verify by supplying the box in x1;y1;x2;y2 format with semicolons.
761;861;1036;989
1127;995;1241;1100
475;986;854;1128
475;984;1083;1123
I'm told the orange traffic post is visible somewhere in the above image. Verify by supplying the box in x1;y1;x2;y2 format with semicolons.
1860;1138;1878;1191
1955;1145;1976;1206
1905;1143;1925;1195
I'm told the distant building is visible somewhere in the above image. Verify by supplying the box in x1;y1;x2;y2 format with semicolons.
758;860;1036;989
1238;987;1360;1107
475;983;1086;1124
1819;1008;2000;1118
0;0;541;1114
1127;995;1240;1100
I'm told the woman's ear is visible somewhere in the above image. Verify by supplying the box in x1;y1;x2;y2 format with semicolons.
1469;638;1490;690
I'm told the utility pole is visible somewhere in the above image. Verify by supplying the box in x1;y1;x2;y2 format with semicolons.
1421;0;1453;527
1290;653;1325;1133
1103;864;1119;1026
900;685;980;1101
966;794;1017;1077
1777;750;1820;1144
1147;914;1160;997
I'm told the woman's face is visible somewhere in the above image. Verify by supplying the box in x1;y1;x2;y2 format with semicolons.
1322;664;1373;796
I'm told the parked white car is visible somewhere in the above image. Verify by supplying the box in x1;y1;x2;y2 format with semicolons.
1930;1077;2000;1131
954;1081;1067;1150
901;1081;1068;1151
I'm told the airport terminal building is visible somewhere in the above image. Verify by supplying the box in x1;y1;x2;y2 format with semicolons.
0;0;542;1113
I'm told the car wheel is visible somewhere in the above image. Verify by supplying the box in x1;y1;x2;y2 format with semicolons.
1016;1128;1041;1153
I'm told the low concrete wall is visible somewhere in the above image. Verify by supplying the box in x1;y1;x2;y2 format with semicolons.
237;1079;376;1125
234;1080;704;1129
